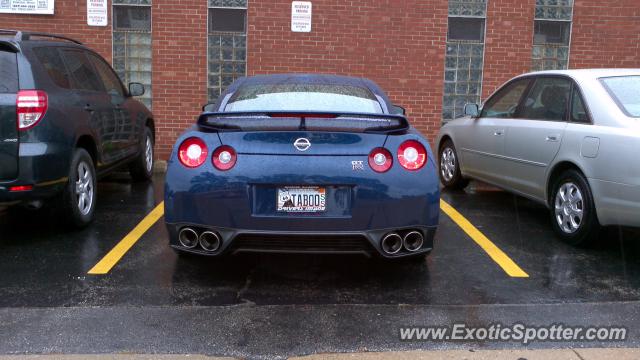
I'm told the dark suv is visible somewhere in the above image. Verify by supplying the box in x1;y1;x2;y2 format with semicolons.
0;30;155;227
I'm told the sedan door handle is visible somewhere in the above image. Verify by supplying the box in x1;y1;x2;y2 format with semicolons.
546;135;560;142
493;130;504;136
84;104;94;112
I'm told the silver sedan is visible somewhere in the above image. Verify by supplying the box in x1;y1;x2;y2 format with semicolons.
436;69;640;246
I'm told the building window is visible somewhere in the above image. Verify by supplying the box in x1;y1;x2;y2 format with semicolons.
532;0;573;71
113;0;153;108
442;0;487;122
208;0;247;102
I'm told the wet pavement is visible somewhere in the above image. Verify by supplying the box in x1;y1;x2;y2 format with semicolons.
0;173;639;358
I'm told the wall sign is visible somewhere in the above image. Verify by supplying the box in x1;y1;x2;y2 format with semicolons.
0;0;54;15
291;1;312;33
87;0;107;26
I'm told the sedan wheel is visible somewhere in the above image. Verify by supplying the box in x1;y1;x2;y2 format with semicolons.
438;140;468;190
440;147;456;182
549;169;601;246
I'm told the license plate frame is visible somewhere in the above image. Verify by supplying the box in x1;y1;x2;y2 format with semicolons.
276;186;326;213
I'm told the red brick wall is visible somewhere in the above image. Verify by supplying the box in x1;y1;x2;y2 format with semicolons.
482;0;535;99
152;0;208;159
247;0;449;141
0;0;112;61
2;0;640;160
570;0;640;69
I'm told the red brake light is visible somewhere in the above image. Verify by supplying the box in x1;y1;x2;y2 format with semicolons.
212;145;237;171
178;137;208;168
368;147;393;173
9;185;33;192
17;90;48;130
398;140;427;171
268;113;337;118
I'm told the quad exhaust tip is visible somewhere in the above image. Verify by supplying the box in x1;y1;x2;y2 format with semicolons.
199;231;221;252
403;231;424;252
178;227;199;249
381;233;403;255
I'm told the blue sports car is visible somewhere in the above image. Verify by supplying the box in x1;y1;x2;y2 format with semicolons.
164;74;439;259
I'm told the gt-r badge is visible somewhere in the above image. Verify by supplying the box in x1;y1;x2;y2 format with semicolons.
351;160;364;171
294;138;311;152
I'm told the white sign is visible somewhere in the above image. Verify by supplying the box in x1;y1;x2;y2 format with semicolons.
291;1;312;33
0;0;54;15
87;0;107;26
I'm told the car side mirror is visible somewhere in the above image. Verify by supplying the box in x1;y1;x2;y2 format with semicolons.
202;103;218;112
128;82;145;97
464;103;480;118
391;105;406;115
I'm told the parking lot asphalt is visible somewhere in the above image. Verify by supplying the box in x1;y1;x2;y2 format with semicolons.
0;173;639;358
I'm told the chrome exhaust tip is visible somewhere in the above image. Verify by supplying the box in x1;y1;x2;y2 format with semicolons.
178;227;199;249
381;233;403;255
199;231;221;252
403;231;424;252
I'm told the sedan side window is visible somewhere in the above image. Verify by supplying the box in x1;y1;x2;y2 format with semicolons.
518;77;571;121
481;79;531;118
88;53;125;97
571;88;589;123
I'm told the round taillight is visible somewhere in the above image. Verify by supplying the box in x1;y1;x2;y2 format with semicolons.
398;140;427;171
213;145;237;171
368;147;393;173
178;137;208;168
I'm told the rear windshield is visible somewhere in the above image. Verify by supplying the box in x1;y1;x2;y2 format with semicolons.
224;84;384;114
0;50;18;93
600;76;640;117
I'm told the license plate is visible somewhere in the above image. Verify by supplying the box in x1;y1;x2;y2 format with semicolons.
277;186;326;213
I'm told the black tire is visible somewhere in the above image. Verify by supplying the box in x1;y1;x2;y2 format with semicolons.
438;139;469;190
549;169;602;247
61;148;97;228
129;127;154;182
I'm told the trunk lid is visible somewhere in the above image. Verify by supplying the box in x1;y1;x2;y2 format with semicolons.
219;131;386;155
0;46;19;181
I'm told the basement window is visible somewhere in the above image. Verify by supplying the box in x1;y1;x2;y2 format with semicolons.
208;3;247;101
113;1;153;108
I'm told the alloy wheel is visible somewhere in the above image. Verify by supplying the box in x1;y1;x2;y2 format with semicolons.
440;147;456;182
554;182;584;234
75;161;94;216
145;135;154;173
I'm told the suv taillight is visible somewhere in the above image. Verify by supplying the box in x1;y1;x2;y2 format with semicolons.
17;90;48;130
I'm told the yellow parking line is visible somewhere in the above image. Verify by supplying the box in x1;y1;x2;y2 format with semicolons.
88;201;165;275
440;199;529;278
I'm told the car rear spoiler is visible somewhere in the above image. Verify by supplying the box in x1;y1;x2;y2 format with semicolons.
197;111;410;134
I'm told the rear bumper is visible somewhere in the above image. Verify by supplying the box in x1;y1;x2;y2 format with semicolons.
590;178;640;228
164;147;440;257
166;223;437;258
0;142;68;205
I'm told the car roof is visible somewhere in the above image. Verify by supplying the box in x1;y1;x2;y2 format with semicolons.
518;69;640;81
238;73;375;88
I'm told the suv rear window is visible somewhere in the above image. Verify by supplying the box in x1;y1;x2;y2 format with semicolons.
600;76;640;117
224;84;383;114
0;50;18;93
